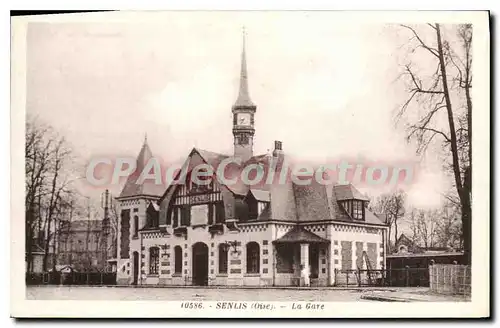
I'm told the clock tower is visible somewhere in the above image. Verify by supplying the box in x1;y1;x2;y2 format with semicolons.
232;30;256;162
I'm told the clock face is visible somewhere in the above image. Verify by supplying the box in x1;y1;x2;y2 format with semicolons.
237;113;251;126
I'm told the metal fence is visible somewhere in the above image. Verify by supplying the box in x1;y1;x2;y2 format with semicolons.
334;268;430;287
26;272;117;286
429;264;471;297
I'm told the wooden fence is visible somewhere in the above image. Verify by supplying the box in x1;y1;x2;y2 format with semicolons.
26;272;117;286
429;264;471;296
334;268;430;287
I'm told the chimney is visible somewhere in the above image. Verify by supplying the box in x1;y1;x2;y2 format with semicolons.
272;141;283;157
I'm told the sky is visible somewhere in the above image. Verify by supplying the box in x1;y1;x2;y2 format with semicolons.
25;12;453;213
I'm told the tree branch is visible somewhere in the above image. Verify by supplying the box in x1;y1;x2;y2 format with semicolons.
401;24;440;58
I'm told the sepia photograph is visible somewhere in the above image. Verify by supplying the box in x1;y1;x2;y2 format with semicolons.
10;10;490;318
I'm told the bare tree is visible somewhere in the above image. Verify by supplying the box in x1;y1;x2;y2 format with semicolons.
415;209;439;249
371;190;406;251
42;137;73;271
407;208;419;246
25;118;51;272
405;201;462;251
396;24;472;264
435;201;463;249
106;200;119;262
25;116;76;272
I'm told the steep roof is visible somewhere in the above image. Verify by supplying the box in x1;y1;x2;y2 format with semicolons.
248;189;271;202
119;138;166;198
365;209;387;225
193;148;271;196
293;181;332;222
333;184;370;201
160;148;386;226
274;226;330;244
195;148;230;168
292;181;384;225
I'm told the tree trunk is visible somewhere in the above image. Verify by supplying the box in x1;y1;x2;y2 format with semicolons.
387;225;392;253
436;24;472;264
463;29;472;265
462;169;472;264
394;218;399;244
25;212;33;273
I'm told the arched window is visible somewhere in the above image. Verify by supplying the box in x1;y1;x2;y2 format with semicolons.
218;244;228;274
133;216;139;238
149;247;159;274
246;242;260;274
174;246;183;274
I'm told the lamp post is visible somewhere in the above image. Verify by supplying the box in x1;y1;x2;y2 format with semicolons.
224;240;240;255
160;244;169;257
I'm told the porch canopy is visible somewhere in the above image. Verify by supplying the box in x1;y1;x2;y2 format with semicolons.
273;226;330;245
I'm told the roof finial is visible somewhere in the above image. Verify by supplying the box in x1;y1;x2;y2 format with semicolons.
233;26;255;108
144;132;148;145
242;25;246;48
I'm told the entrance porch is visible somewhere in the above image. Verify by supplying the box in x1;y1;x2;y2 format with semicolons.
273;226;331;287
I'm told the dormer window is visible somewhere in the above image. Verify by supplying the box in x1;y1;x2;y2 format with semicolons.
248;200;268;221
245;189;270;221
340;200;365;220
257;202;266;216
146;202;160;229
353;200;363;220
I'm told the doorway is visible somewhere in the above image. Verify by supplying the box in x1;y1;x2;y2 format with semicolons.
192;242;209;286
309;244;319;279
132;251;139;285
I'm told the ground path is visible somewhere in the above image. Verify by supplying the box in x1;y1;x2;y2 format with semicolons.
26;286;468;302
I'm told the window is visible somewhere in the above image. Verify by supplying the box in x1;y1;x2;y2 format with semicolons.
166;207;172;225
148;211;159;228
180;206;191;226
215;202;225;223
342;200;365;220
246;242;260;274
149;247;159;274
172;207;179;227
133;216;139;237
170;207;187;227
248;198;258;220
208;204;214;225
343;201;352;217
174;246;182;274
353;201;364;220
258;202;267;215
218;244;228;274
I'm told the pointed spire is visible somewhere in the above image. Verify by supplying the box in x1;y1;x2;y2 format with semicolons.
137;136;152;171
233;27;255;108
119;136;156;198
